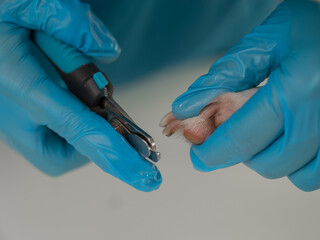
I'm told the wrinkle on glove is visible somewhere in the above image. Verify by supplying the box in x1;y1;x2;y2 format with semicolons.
0;0;121;60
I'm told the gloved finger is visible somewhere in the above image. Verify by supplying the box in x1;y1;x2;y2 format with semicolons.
190;70;284;171
190;148;237;172
244;91;320;178
0;0;120;60
0;94;89;175
0;27;161;192
288;153;320;192
244;133;318;180
172;1;290;119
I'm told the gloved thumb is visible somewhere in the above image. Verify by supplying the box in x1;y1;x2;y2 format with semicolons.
172;1;290;119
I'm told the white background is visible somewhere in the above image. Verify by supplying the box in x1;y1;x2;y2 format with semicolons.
1;59;319;240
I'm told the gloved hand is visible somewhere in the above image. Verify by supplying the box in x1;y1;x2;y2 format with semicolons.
172;0;320;191
0;0;161;192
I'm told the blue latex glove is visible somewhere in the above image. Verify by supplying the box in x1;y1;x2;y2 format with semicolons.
172;0;320;191
0;0;161;192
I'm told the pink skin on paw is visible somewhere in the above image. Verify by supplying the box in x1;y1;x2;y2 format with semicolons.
160;88;258;145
